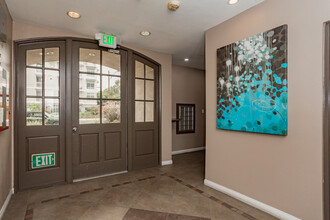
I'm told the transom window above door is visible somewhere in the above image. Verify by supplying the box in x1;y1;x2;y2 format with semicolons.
78;48;121;125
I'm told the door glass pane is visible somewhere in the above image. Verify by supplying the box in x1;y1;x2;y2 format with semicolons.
135;61;144;78
26;49;42;67
102;100;120;123
135;101;144;122
79;48;100;73
146;65;154;79
79;74;100;98
45;70;59;97
26;98;42;126
145;80;154;101
79;99;100;124
102;51;121;75
102;76;120;99
135;79;144;100
26;68;42;96
45;99;59;125
45;48;59;69
146;102;154;122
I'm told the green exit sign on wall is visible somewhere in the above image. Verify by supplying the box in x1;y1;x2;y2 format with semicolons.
95;33;117;49
31;152;55;169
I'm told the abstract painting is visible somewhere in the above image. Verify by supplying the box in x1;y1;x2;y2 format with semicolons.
217;25;288;136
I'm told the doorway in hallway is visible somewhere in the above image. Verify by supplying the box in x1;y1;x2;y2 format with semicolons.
15;38;160;190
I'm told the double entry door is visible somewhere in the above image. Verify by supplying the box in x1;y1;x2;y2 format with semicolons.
16;39;159;190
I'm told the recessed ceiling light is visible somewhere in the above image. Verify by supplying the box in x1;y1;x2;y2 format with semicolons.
67;11;81;19
168;0;181;11
228;0;239;5
140;31;151;37
184;58;189;62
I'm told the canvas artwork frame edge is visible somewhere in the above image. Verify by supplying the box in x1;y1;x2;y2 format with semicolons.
216;24;288;136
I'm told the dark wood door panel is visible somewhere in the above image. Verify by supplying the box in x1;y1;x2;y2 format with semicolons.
80;133;99;164
135;130;154;156
17;41;66;190
16;39;161;189
129;54;159;170
104;132;122;160
27;136;60;170
72;41;128;180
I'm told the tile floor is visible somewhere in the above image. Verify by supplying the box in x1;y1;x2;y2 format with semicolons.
3;151;278;220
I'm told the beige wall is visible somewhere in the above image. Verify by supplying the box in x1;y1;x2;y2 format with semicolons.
12;21;172;162
172;65;205;152
205;0;330;219
0;0;12;210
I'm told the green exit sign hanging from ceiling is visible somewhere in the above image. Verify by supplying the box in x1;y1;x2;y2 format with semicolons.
95;33;117;49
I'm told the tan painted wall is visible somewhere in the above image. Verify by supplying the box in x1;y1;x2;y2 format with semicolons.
205;0;330;219
172;65;205;152
12;21;172;162
0;0;12;209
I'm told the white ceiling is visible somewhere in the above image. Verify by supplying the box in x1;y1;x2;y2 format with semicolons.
6;0;264;70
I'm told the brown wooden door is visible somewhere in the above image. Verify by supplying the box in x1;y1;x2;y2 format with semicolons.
128;54;159;170
71;41;128;179
17;41;66;190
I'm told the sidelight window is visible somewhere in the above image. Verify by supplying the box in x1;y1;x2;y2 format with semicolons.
135;61;155;123
25;48;60;126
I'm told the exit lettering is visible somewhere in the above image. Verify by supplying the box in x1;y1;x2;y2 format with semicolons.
31;153;55;169
103;35;115;46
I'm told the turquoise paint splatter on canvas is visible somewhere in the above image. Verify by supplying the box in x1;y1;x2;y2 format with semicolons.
216;25;288;136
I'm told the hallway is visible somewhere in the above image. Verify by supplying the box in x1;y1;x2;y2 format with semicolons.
3;152;277;220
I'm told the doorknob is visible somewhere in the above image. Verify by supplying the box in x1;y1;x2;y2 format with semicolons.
72;127;78;133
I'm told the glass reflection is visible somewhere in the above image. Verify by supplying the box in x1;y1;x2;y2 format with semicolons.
102;76;120;99
79;74;101;98
102;100;120;123
135;61;144;78
45;48;59;69
79;48;100;73
145;65;154;79
145;80;154;101
102;51;121;75
145;102;154;122
135;101;144;122
45;70;59;97
79;99;100;124
26;68;42;97
135;79;144;100
45;99;59;125
26;98;42;126
26;49;42;67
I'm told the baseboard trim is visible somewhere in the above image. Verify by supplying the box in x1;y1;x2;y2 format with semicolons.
73;171;128;183
172;147;205;155
204;179;300;220
0;188;14;220
161;160;173;166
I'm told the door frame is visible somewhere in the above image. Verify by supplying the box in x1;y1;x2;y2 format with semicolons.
14;37;162;191
324;21;330;220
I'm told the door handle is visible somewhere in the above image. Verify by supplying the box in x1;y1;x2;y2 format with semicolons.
72;127;78;133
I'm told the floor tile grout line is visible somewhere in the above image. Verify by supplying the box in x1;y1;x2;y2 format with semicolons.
22;174;159;220
162;173;258;220
21;171;257;220
24;202;35;220
166;178;179;219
